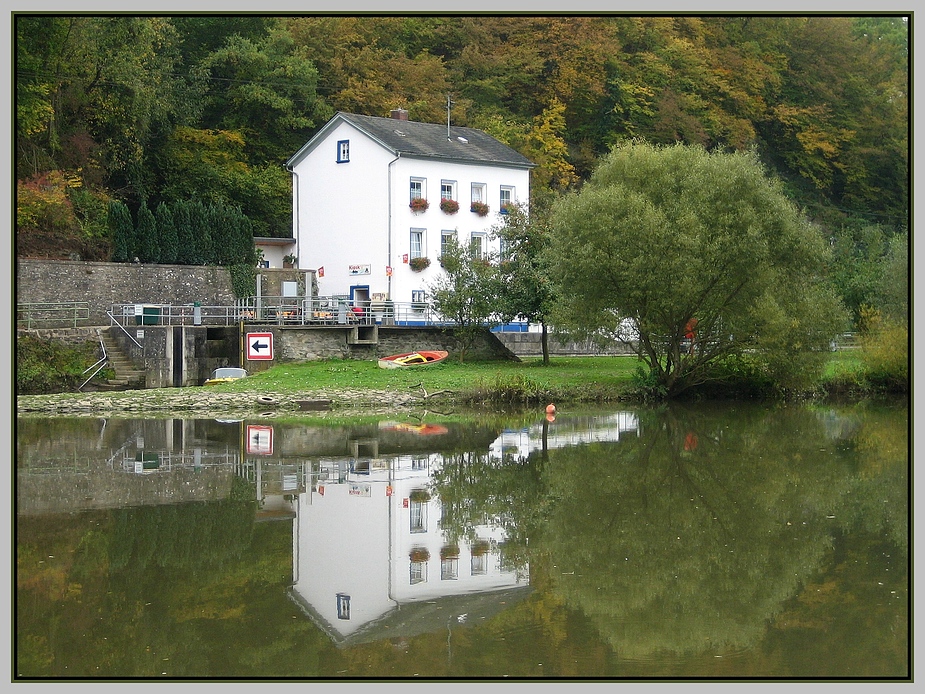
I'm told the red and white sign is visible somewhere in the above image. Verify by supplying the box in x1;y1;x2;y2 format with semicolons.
402;254;409;263
246;332;274;360
318;266;324;277
246;425;273;455
386;265;393;276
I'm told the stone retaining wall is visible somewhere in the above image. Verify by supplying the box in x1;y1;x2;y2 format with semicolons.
495;331;636;356
16;259;307;327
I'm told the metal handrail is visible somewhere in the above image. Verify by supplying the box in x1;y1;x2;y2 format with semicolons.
107;311;143;349
77;330;108;392
103;298;514;330
17;301;90;328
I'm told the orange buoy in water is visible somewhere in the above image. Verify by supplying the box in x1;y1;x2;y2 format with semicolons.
545;403;557;415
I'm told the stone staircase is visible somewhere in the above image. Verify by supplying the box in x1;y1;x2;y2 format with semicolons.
99;329;145;389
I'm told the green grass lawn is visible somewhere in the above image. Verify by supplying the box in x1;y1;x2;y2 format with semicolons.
821;350;866;380
203;351;872;402
219;355;644;398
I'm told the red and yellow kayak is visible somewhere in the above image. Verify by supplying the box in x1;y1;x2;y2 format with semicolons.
377;350;449;369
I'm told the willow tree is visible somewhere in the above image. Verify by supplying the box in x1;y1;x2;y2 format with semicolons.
547;140;848;397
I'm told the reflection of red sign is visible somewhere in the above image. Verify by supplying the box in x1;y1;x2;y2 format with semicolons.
403;498;409;508
684;432;698;451
246;425;273;455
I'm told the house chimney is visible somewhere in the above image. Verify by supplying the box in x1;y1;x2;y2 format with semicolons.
390;108;409;121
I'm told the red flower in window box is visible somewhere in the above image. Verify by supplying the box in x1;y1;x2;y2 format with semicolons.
439;198;459;214
470;201;489;216
409;197;429;213
409;256;431;272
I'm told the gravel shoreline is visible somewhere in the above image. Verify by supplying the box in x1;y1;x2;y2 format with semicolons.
16;385;453;417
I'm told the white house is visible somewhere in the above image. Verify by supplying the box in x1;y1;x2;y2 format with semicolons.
289;449;530;646
285;109;535;315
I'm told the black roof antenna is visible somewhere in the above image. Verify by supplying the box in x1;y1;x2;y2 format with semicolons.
446;94;455;140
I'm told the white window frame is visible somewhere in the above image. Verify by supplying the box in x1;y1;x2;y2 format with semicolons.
471;182;486;203
499;236;511;261
441;230;456;259
336;593;351;620
471;553;488;576
441;180;456;201
410;500;427;533
411;455;428;470
410;177;426;201
500;186;514;212
410;229;425;259
469;232;487;259
410;561;427;585
336;140;350;163
441;558;459;581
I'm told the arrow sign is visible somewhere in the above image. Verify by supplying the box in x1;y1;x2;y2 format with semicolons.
246;332;274;360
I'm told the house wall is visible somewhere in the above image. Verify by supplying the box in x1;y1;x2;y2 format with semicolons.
292;120;393;299
290;120;531;311
387;156;530;309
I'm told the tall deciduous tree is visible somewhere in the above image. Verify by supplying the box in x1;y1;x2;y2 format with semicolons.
491;202;557;364
548;140;848;397
429;236;503;363
198;29;331;163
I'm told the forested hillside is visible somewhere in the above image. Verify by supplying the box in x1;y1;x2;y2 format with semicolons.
15;14;908;326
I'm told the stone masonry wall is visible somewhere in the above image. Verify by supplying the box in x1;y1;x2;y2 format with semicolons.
16;259;238;326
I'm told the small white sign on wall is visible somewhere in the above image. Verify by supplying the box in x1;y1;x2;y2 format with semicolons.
349;264;371;276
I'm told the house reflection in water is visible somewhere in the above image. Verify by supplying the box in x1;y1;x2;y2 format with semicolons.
17;412;637;647
287;411;640;646
288;447;531;647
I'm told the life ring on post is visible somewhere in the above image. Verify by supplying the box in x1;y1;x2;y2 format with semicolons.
256;395;278;407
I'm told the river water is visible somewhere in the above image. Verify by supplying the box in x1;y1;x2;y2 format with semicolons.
15;399;909;681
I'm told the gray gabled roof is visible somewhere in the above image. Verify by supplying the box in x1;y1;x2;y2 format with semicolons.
287;111;535;170
288;584;533;648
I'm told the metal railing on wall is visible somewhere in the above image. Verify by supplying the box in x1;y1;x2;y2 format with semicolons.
17;302;90;329
107;297;455;328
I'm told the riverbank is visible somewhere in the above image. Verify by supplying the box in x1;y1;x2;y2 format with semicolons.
15;385;449;418
16;352;892;418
